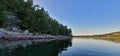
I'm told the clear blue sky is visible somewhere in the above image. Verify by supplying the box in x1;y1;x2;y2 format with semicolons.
34;0;120;35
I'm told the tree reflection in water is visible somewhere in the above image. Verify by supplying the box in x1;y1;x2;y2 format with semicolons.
0;39;72;56
98;38;120;43
83;37;120;43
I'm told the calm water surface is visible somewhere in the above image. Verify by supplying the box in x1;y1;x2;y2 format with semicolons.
1;37;120;56
59;37;120;56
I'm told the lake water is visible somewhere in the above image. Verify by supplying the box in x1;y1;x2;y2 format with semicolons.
1;37;120;56
59;38;120;56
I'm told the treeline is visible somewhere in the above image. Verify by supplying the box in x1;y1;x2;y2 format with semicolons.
0;0;72;36
94;32;120;37
79;32;120;37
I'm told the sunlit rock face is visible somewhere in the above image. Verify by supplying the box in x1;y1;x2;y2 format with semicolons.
7;15;20;27
3;12;22;32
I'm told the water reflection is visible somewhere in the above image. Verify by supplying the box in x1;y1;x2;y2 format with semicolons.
0;39;72;56
75;37;120;43
1;37;120;56
59;37;120;56
96;38;120;43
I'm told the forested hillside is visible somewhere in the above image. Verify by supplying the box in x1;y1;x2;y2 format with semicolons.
96;32;120;37
0;0;72;36
79;32;120;37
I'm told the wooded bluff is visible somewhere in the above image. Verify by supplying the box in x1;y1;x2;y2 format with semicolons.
0;0;72;36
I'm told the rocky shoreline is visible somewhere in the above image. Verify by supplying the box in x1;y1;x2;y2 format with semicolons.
0;34;71;41
0;28;72;50
0;28;71;40
0;34;72;50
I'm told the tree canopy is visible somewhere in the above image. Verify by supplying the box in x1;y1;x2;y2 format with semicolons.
0;0;72;36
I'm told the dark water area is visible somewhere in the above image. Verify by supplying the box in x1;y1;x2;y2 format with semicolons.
1;37;120;56
0;39;72;56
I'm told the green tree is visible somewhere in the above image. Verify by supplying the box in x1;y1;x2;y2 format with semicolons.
0;0;72;36
0;12;7;27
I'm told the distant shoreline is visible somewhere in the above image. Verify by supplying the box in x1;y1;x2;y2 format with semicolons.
73;31;120;37
72;36;120;38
